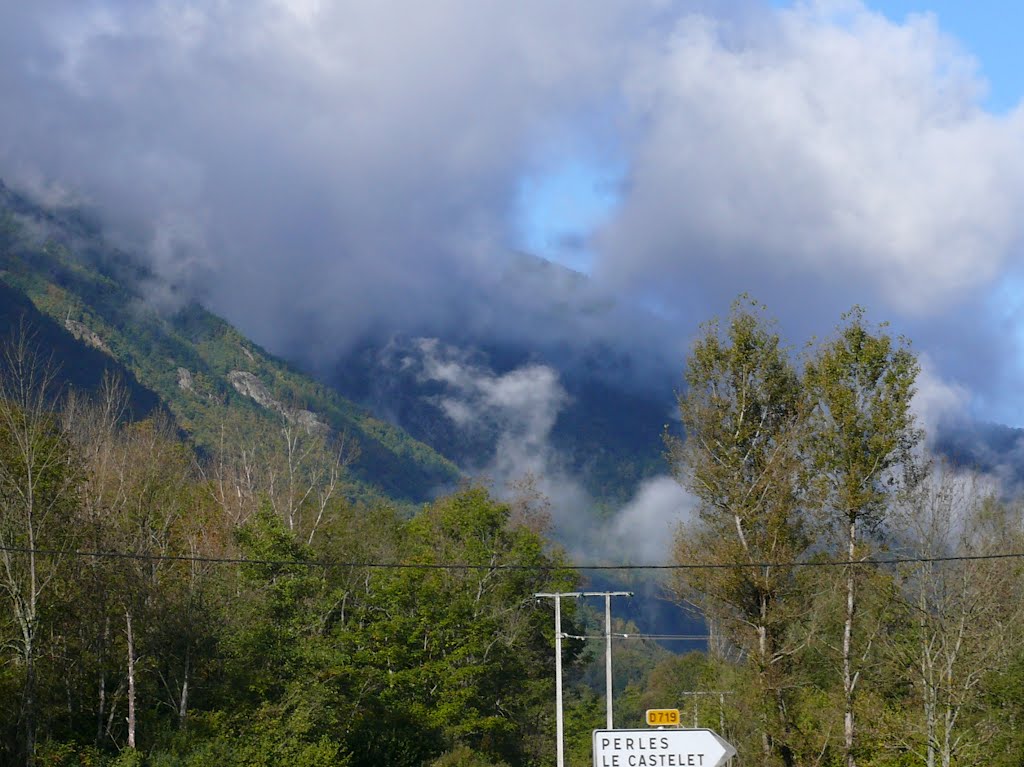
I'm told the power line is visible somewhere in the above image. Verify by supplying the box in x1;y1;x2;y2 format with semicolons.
562;633;710;641
1;543;1023;571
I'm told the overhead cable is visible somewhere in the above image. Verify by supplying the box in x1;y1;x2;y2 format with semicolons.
0;543;1021;571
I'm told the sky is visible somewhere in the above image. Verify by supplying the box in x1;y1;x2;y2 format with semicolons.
2;0;1024;429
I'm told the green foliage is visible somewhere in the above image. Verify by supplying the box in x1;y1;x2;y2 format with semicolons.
984;650;1024;767
344;486;580;767
804;308;922;529
563;688;604;766
430;744;510;767
109;749;144;767
32;741;107;767
615;651;711;728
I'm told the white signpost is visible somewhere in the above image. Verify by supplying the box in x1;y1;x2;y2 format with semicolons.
593;728;736;767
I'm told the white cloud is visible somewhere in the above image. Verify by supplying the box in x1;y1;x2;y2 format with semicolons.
598;1;1024;322
412;338;569;480
612;476;697;563
0;0;655;351
912;354;970;443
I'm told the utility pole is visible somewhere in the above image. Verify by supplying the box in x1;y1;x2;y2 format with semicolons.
535;592;569;767
603;592;632;728
535;591;632;767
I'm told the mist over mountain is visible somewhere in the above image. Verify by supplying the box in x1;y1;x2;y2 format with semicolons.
8;167;1024;552
0;179;463;506
325;254;684;486
4;2;1024;433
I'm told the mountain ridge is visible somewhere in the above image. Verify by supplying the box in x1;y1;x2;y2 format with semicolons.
0;179;461;505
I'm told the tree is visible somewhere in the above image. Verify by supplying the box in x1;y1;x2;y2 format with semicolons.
0;327;82;765
267;421;356;546
60;376;132;749
64;380;201;752
803;308;922;767
213;503;352;765
885;466;1024;767
668;299;811;766
205;413;357;545
346;486;579;767
115;416;199;750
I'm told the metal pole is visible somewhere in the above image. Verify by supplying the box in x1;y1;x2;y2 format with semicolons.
555;594;565;767
605;593;613;729
535;590;631;765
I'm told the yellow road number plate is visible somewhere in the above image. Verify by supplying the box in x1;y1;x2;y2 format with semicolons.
645;709;680;726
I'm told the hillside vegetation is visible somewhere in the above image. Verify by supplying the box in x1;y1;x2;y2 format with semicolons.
0;180;459;505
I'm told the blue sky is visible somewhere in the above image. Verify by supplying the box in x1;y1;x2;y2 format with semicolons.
515;159;623;273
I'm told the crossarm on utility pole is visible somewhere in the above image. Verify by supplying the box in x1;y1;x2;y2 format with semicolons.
535;590;632;767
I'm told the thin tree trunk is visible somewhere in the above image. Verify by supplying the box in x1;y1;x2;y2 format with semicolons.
24;654;35;767
759;622;772;763
761;626;770;761
125;609;136;750
97;615;109;746
24;527;38;766
105;678;125;740
843;516;857;767
178;645;190;727
921;588;935;767
97;668;106;746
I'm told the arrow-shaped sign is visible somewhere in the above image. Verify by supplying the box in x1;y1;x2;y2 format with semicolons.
593;728;736;767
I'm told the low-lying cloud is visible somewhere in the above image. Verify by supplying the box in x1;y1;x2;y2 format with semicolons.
409;339;695;562
611;477;697;563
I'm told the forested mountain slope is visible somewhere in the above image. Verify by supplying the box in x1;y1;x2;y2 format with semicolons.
0;180;459;504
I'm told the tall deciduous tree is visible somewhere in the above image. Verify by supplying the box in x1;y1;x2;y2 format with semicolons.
804;308;921;767
886;466;1024;767
669;299;811;767
0;328;81;765
112;416;196;751
65;380;200;753
206;413;356;545
61;376;132;749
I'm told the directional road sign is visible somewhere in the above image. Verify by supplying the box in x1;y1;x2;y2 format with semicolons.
593;728;736;767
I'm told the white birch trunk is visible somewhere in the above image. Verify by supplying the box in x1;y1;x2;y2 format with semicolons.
843;516;857;767
125;609;136;750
